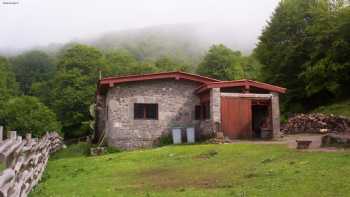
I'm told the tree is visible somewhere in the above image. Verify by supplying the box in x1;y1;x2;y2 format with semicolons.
197;44;244;80
104;49;139;76
11;50;55;95
0;57;19;126
154;56;191;72
50;69;95;138
1;96;61;137
301;2;350;99
0;57;18;104
255;0;350;110
49;44;106;138
57;44;106;78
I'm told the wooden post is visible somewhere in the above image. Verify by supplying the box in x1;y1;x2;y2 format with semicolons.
8;131;17;140
26;133;32;144
0;126;3;143
271;92;281;138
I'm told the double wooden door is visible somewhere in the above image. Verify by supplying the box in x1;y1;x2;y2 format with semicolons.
221;97;252;139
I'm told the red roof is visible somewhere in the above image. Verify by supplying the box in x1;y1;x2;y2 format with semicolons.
98;71;220;94
98;71;286;95
195;79;287;94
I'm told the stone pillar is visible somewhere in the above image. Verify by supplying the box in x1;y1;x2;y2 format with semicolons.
210;88;221;133
271;92;281;138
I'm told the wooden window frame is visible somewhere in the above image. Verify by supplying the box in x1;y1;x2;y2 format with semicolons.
134;103;158;120
194;102;211;120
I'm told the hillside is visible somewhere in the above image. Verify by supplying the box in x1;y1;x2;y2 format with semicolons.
30;143;350;197
313;99;350;118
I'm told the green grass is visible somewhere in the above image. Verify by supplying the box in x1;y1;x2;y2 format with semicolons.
0;163;5;171
30;143;350;197
313;99;350;117
50;142;92;160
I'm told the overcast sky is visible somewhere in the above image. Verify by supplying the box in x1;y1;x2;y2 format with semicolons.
0;0;280;51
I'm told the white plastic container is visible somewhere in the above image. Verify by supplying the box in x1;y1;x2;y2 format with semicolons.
172;128;182;144
186;127;195;143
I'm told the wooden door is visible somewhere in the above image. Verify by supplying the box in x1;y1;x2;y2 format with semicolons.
221;97;252;139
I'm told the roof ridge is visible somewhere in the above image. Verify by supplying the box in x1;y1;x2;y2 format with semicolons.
100;71;220;82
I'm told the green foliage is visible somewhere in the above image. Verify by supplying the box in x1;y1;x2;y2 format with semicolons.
50;69;95;138
158;133;173;147
50;142;91;160
313;99;350;117
301;4;350;98
0;163;4;172
154;56;191;72
31;144;350;197
104;49;139;76
255;0;350;110
0;57;19;126
197;44;245;80
105;146;122;154
104;49;161;76
29;44;105;138
0;56;18;105
10;50;55;95
57;44;106;78
0;96;61;137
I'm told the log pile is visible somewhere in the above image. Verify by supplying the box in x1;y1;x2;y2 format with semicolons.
322;133;350;148
282;113;350;134
0;129;62;197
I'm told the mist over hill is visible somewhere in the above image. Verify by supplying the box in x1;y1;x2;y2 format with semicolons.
85;24;256;62
0;23;258;64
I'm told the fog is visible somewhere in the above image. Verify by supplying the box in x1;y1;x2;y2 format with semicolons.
0;0;280;54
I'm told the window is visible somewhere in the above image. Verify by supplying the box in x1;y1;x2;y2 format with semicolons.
194;102;210;120
134;103;158;120
202;102;210;120
195;105;201;120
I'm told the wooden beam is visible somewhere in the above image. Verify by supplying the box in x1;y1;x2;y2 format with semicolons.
220;93;272;99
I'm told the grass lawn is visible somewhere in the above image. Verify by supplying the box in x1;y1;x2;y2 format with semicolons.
313;99;350;118
30;143;350;197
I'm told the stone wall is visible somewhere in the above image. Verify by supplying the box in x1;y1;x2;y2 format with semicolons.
105;79;201;150
210;88;221;131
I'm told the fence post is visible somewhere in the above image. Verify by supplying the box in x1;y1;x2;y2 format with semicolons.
26;133;32;144
9;131;17;140
0;126;3;143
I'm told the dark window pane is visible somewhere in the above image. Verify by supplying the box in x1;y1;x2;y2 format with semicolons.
201;102;210;120
134;103;145;119
206;102;210;119
146;104;158;119
195;105;201;120
134;103;158;120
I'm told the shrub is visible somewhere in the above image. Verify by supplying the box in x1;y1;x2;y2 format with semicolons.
1;96;61;137
51;142;91;159
158;133;173;146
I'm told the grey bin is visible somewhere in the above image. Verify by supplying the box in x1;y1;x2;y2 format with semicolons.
186;128;195;143
172;128;182;144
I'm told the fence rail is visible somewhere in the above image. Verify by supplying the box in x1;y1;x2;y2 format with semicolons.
0;127;62;197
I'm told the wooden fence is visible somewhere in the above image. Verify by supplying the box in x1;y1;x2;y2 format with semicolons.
0;126;63;197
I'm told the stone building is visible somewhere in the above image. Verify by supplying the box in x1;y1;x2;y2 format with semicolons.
96;71;286;150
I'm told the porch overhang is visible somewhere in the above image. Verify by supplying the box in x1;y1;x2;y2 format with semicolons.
195;79;287;94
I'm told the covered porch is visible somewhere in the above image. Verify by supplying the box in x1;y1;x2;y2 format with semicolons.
195;79;286;140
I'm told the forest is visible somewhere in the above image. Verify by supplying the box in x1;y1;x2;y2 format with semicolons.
0;0;349;139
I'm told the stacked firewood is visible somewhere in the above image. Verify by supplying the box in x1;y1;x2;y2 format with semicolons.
282;113;350;134
0;129;63;197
